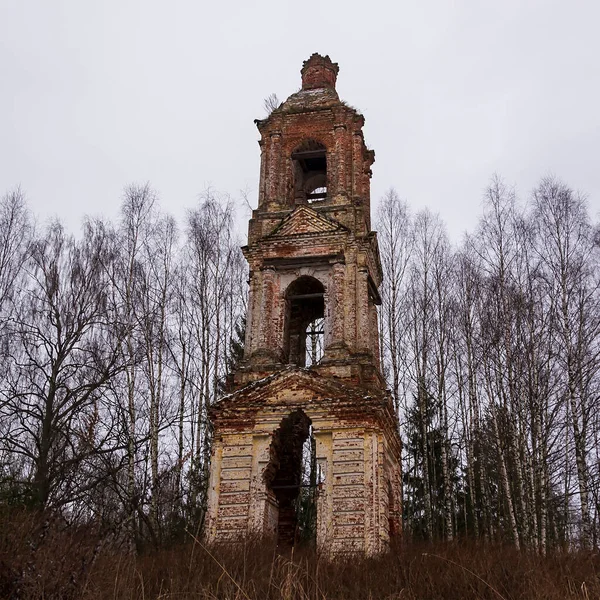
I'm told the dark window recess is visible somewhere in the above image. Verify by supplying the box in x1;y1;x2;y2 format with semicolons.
264;410;322;547
292;141;327;203
284;276;325;367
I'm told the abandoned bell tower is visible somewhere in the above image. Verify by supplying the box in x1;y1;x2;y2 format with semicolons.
205;54;402;554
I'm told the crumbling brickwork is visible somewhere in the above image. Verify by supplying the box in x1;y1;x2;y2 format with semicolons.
205;54;402;555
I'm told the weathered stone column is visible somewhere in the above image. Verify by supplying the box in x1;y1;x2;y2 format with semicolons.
369;301;381;368
375;433;385;553
248;433;274;536
389;449;403;538
357;268;370;352
363;430;380;556
204;439;223;543
333;124;347;198
267;132;282;206
344;254;357;350
351;131;363;198
258;267;276;357
271;279;286;359
258;139;267;207
315;430;333;553
245;272;259;357
325;261;346;352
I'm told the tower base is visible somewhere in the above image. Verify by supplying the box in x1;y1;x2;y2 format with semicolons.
205;367;402;556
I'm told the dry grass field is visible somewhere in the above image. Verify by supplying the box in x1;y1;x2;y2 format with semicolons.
1;510;599;599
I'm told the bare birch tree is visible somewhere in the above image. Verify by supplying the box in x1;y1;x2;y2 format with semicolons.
533;176;600;549
1;220;126;509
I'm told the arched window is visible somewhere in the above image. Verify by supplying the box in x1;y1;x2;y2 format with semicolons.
292;140;327;204
284;276;325;366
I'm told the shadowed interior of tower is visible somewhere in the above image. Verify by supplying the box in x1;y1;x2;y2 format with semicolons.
284;276;325;366
263;410;319;547
292;140;327;203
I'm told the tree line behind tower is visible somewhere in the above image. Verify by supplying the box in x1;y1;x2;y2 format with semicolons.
378;176;600;552
0;174;598;554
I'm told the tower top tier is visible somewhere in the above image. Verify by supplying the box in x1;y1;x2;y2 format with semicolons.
301;53;339;90
251;54;375;242
239;54;384;389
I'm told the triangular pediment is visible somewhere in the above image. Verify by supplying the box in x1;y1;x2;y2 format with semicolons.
214;367;375;412
210;367;397;436
266;206;348;239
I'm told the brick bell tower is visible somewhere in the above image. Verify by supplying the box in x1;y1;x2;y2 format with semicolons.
205;54;402;555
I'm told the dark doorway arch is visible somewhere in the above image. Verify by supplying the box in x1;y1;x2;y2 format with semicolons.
284;276;325;366
264;410;319;546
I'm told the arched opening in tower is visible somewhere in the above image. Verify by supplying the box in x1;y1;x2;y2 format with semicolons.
264;409;322;547
284;276;325;367
291;140;327;204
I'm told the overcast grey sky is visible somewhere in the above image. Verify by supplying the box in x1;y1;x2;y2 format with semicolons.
1;0;599;241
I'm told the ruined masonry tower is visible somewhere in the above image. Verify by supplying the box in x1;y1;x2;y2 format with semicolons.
205;54;402;555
